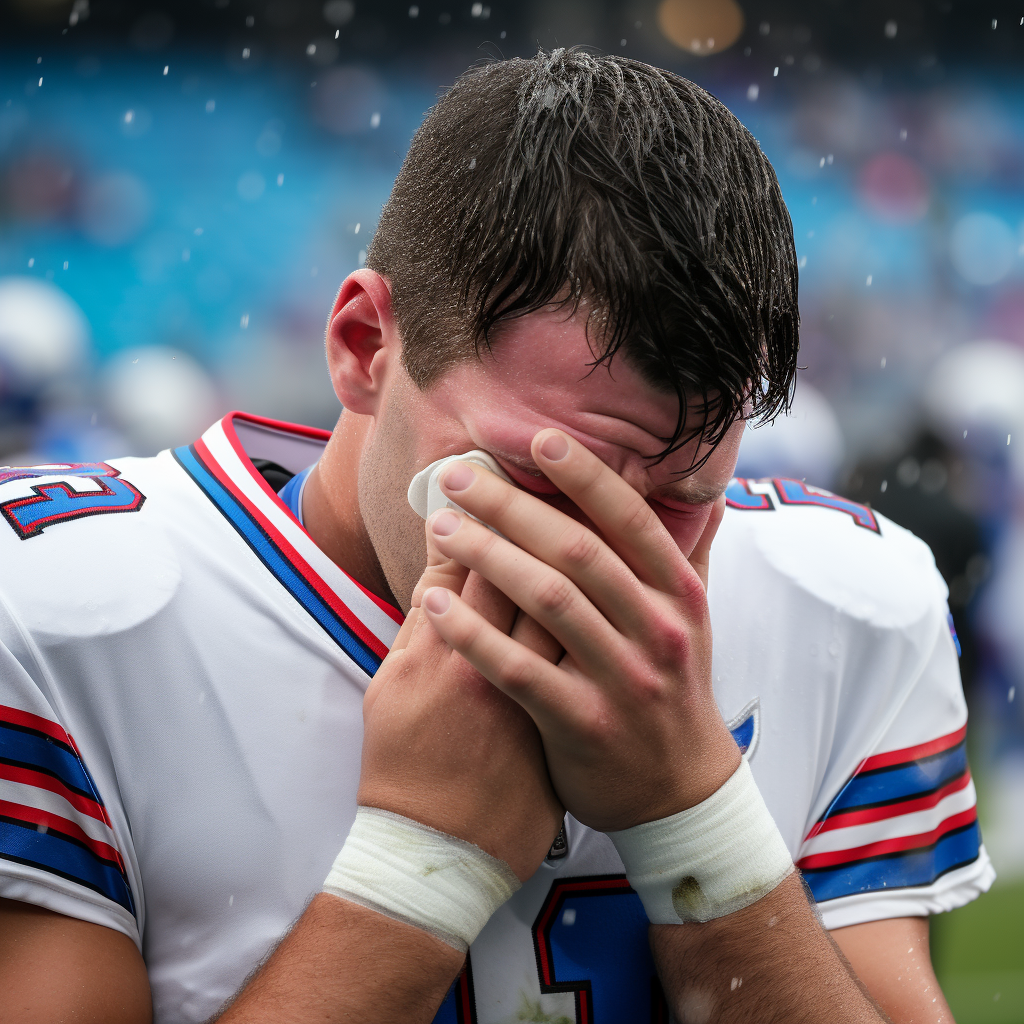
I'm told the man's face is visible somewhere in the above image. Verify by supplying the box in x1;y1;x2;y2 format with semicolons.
358;305;745;610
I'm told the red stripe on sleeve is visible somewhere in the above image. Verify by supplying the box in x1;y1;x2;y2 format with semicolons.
0;798;125;872
857;723;967;774
0;761;108;823
0;704;73;747
798;807;977;871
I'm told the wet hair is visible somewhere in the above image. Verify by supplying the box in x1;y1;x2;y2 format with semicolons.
367;49;799;464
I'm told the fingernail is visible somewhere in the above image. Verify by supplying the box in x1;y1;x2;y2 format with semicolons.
441;462;475;491
431;510;461;536
423;587;451;614
540;434;569;461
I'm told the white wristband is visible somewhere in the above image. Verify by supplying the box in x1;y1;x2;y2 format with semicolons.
323;807;521;952
608;759;794;924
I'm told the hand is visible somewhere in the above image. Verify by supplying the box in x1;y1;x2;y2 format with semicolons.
417;430;740;832
357;515;564;882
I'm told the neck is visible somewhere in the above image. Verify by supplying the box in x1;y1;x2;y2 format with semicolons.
302;412;397;608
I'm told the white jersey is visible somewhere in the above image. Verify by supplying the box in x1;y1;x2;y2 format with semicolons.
0;412;993;1024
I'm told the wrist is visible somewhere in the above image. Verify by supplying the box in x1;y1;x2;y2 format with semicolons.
323;806;521;951
608;758;794;924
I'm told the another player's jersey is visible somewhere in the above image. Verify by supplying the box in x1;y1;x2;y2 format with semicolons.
0;413;993;1024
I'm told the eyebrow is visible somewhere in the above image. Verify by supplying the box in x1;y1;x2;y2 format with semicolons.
655;480;729;506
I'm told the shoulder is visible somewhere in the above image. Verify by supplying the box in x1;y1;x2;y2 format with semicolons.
0;454;195;640
711;477;946;631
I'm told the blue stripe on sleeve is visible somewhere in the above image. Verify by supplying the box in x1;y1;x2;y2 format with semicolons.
829;743;968;813
0;723;96;799
0;818;135;916
803;820;981;903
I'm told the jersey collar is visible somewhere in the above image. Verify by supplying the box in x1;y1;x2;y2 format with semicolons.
173;412;403;677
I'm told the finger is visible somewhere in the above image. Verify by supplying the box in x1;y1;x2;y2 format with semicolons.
436;460;652;636
429;508;628;674
687;494;726;594
392;511;472;653
420;586;589;733
530;430;686;591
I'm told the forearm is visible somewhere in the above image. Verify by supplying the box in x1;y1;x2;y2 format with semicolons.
650;874;886;1024
216;894;464;1024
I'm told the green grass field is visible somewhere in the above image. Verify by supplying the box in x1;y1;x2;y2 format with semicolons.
932;877;1024;1023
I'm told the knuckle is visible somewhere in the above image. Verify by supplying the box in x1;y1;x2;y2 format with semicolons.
532;573;577;617
648;614;692;665
496;647;534;692
559;526;603;572
617;497;658;539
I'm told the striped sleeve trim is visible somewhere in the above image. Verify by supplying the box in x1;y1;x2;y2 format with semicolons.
0;704;135;917
798;724;980;904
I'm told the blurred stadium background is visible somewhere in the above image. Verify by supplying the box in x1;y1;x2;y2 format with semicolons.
2;0;1023;1017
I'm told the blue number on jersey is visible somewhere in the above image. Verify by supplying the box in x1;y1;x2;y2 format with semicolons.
726;477;879;533
432;877;667;1024
0;463;145;539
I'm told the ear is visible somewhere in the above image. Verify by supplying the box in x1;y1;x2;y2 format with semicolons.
325;269;401;415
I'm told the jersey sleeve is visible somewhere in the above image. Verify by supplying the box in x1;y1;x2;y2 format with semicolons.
0;599;141;946
797;608;995;930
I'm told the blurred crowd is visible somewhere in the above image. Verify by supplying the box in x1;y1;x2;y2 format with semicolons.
2;0;1024;881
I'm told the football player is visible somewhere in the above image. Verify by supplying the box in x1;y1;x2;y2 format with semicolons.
0;52;990;1024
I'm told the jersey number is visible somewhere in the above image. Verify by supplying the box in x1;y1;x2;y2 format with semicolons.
433;876;667;1024
0;463;145;539
726;477;880;533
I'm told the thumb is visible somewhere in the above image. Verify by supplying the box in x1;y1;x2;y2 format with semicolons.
687;494;726;594
390;510;471;653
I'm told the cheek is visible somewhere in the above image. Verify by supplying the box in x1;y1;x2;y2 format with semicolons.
653;503;714;557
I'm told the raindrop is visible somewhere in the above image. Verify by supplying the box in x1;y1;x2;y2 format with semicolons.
194;226;203;235
182;248;190;261
963;429;968;438
370;111;380;128
307;43;317;55
354;222;361;233
1009;686;1016;702
500;29;506;38
163;65;169;75
746;84;759;101
246;15;254;26
38;77;43;87
277;173;284;186
885;20;897;38
27;258;34;267
90;411;97;425
900;128;907;141
335;29;339;38
63;260;68;269
471;2;482;14
798;255;807;268
1008;434;1012;445
827;154;833;164
759;21;770;34
124;110;135;124
229;894;234;906
992;18;998;29
311;266;318;276
206;99;216;113
242;47;250;58
881;356;886;369
240;313;249;328
866;274;873;286
408;4;418;15
468;157;476;169
358;249;366;265
621;38;627;47
773;66;779;77
880;480;888;492
37;56;42;64
562;908;576;925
